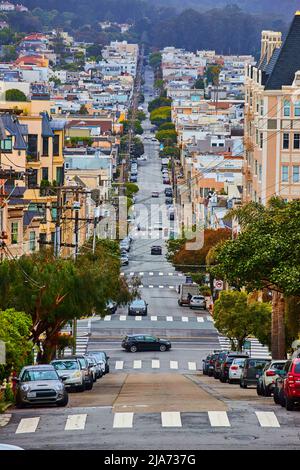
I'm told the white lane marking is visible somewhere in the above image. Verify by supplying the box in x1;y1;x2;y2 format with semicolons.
133;360;142;369
197;317;204;322
104;315;111;321
168;273;173;276
16;417;40;434
161;412;182;427
206;316;214;322
139;285;144;288
152;360;160;369
113;412;134;428
182;316;189;322
149;272;154;276
0;414;11;427
208;411;231;427
115;361;124;370
188;362;197;371
149;285;154;288
170;361;178;369
119;315;127;321
65;414;87;431
169;286;174;289
120;272;125;276
151;316;157;321
166;316;173;322
159;272;163;276
130;272;135;276
255;411;280;428
159;285;164;288
135;316;142;321
139;272;144;276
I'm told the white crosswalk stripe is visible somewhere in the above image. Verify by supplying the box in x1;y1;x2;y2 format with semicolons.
188;362;197;371
133;360;142;369
208;411;231;427
197;317;204;322
182;316;189;322
119;315;127;321
166;316;173;321
170;361;178;369
149;285;154;288
0;414;11;427
152;360;160;369
65;414;87;431
161;412;182;427
16;417;40;434
104;315;111;321
113;413;134;428
206;316;214;322
135;316;142;321
115;361;124;370
151;316;157;321
255;411;280;428
218;336;271;358
159;285;164;288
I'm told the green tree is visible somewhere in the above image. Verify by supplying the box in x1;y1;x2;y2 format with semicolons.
149;51;162;69
214;291;271;351
155;129;177;145
150;106;171;127
211;198;300;358
194;77;205;89
78;104;89;115
5;89;27;102
158;122;175;131
0;309;33;381
120;135;144;159
148;97;171;113
160;146;180;159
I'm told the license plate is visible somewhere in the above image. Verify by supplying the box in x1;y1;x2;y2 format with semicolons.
27;392;36;398
256;374;260;378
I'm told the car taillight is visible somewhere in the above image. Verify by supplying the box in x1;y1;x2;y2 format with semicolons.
210;360;214;364
266;370;276;377
230;365;238;370
288;374;295;385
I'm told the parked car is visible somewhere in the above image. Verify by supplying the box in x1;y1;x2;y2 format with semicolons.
151;245;162;255
15;365;69;408
202;351;222;375
189;295;206;310
273;360;292;405
120;239;130;252
165;188;173;197
51;358;85;392
152;191;160;198
67;355;94;391
256;359;286;396
219;352;249;383
283;358;300;410
213;351;230;379
130;175;137;182
163;178;170;184
105;300;117;315
88;351;110;374
165;197;173;205
85;355;101;381
128;299;148;316
122;334;171;352
239;357;270;388
169;212;175;221
121;254;129;266
228;357;247;384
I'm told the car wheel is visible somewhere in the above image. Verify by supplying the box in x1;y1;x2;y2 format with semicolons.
213;372;219;379
208;370;213;377
256;383;262;396
160;344;167;352
77;383;85;393
240;380;247;388
16;398;25;409
220;375;227;383
285;397;294;411
57;393;69;407
85;378;93;391
273;390;280;405
264;386;271;397
130;345;137;353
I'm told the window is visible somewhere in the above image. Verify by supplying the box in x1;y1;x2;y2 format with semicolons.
11;222;18;244
42;167;49;181
295;101;300;117
42;137;49;156
281;165;289;182
56;167;64;185
27;169;38;188
260;99;264;116
0;136;12;152
260;132;263;149
255;160;258;175
294;133;300;150
29;231;36;252
293;166;300;183
268;119;277;130
27;134;38;159
283;133;289;149
259;164;262;182
53;134;60;156
284;100;291;117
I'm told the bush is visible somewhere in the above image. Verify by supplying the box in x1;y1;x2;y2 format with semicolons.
199;286;212;296
5;89;27;102
155;129;177;144
158;122;175;131
4;383;15;403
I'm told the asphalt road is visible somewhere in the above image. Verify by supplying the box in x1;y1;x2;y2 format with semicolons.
1;64;300;451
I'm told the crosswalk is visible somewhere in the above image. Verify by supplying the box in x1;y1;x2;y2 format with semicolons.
3;410;284;434
218;336;271;358
99;314;214;323
121;272;184;277
62;325;90;356
111;359;198;372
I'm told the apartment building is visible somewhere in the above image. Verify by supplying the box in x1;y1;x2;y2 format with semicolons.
244;12;300;203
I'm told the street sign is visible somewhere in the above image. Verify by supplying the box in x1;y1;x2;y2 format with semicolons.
243;340;251;350
0;340;6;364
214;279;224;290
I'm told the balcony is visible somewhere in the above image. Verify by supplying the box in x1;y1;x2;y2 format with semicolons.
26;151;40;162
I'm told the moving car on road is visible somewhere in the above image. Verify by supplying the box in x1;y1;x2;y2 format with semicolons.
121;254;129;266
189;295;206;310
152;191;160;198
128;299;148;316
15;365;69;408
151;245;162;255
122;334;171;353
105;300;117;315
51;358;86;392
240;357;270;388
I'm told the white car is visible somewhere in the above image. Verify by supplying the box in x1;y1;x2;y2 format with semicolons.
228;358;247;384
138;155;147;161
189;295;206;310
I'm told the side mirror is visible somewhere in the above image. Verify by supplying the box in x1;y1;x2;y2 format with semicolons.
61;376;68;382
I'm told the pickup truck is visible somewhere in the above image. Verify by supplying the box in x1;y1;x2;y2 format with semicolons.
178;283;200;306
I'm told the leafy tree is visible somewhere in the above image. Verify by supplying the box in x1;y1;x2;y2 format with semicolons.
206;65;221;85
154;78;164;90
49;76;61;87
78;104;89;115
150;106;171;127
2;44;17;62
214;290;271;351
158;122;175;131
149;51;162;69
160;146;180;159
120;135;144;159
211;198;300;358
0;309;33;381
155;129;177;145
121;119;143;135
194;77;205;89
5;89;27;102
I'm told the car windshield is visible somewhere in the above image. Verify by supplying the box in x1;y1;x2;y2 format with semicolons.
21;370;58;381
271;362;286;370
294;363;300;374
51;361;79;370
248;359;269;368
90;352;106;360
130;300;145;307
232;358;246;366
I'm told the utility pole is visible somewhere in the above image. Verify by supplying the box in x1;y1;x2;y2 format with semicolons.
92;203;101;254
54;186;62;258
72;188;80;354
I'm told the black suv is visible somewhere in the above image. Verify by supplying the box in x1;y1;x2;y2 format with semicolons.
122;335;171;353
202;350;222;375
165;188;173;197
219;352;249;383
240;357;270;388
